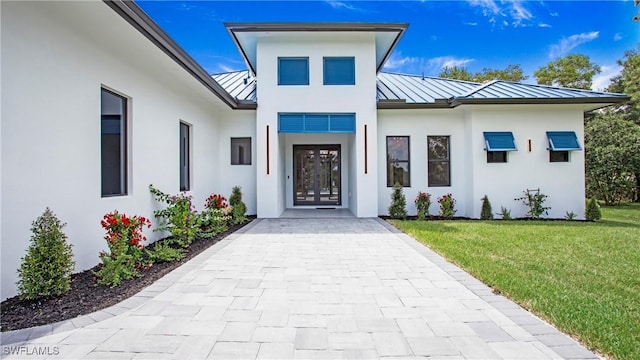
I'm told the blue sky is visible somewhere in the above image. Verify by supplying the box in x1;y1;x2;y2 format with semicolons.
137;1;639;90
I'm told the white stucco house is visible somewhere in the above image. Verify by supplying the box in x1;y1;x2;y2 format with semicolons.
1;1;628;299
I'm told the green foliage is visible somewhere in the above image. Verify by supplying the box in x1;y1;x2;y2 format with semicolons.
17;208;75;300
565;211;577;221
534;54;601;90
515;189;550;219
229;186;248;225
414;191;431;220
480;195;494;220
147;241;186;263
586;197;602;221
585;113;640;205
498;206;512;220
94;212;151;287
388;183;407;219
437;193;457;218
199;208;230;239
439;64;528;83
149;185;200;248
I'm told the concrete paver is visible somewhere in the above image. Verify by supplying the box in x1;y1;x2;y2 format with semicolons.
1;218;599;359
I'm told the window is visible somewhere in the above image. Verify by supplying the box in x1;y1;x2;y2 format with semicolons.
101;88;127;196
483;131;516;163
428;136;450;187
386;136;410;187
231;137;252;165
323;57;355;85
550;151;569;162
278;57;309;85
179;122;190;191
487;151;507;163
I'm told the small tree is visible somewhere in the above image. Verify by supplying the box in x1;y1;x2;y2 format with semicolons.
585;197;602;221
388;183;407;219
480;195;494;220
229;186;248;225
17;208;75;300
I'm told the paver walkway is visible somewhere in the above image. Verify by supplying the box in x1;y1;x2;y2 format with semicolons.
1;218;599;359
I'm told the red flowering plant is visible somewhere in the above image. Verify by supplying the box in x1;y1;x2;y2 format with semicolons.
437;193;457;219
415;191;432;220
94;211;151;287
200;194;232;238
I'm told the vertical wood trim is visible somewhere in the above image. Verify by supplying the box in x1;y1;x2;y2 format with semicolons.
364;124;368;174
266;125;270;175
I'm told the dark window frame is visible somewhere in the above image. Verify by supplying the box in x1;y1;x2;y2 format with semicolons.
549;150;569;162
179;122;191;191
278;57;309;86
428;135;451;187
101;88;128;197
487;151;508;163
323;56;355;85
386;136;410;187
231;137;252;165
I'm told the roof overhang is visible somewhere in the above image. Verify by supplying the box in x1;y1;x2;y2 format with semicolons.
104;0;256;110
225;22;408;75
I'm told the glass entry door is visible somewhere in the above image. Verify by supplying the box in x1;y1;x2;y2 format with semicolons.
294;145;341;206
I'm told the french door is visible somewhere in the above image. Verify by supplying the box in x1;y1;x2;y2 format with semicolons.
293;145;341;206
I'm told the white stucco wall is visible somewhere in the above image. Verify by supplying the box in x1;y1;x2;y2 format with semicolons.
1;2;227;299
254;32;378;217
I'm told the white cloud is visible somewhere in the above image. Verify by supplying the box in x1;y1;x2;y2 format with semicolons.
326;1;357;11
510;0;533;26
465;22;478;26
383;53;474;76
592;64;622;91
467;0;536;27
614;33;623;41
468;0;501;16
428;56;475;70
383;54;419;71
539;23;551;28
549;31;599;58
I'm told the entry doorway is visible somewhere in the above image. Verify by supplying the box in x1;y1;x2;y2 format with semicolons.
293;145;341;206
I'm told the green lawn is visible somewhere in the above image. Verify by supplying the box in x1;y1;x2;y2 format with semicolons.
390;204;640;360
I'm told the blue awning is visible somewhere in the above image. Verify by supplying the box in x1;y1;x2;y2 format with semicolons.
483;132;517;151
547;131;581;151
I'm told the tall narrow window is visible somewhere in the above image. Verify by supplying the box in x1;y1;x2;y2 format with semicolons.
101;88;127;196
278;57;309;85
428;136;450;187
386;136;410;187
231;137;252;165
179;122;190;191
324;57;355;85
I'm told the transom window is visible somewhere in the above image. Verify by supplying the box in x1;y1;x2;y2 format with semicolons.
428;136;450;187
550;151;569;162
323;57;355;85
386;136;410;187
278;57;309;85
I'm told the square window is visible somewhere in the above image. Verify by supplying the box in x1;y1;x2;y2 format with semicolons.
231;137;252;165
324;57;355;85
278;57;309;85
386;136;410;187
487;151;507;163
428;136;450;187
101;88;127;197
550;150;569;162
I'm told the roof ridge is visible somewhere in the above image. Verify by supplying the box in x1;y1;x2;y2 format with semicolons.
379;71;481;85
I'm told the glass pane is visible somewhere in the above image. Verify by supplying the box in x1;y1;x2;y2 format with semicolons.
387;161;409;187
180;123;190;191
279;58;309;85
319;149;340;202
428;161;450;186
231;138;251;165
101;89;126;196
428;136;449;160
295;149;315;202
387;136;409;161
324;57;355;85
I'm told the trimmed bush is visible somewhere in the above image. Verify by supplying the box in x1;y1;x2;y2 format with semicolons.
229;186;248;225
586;197;602;221
17;208;75;300
388;182;407;219
480;195;494;220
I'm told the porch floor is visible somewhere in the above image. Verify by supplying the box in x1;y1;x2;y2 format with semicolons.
280;208;355;218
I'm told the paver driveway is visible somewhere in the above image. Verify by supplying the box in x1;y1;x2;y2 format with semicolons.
1;218;598;359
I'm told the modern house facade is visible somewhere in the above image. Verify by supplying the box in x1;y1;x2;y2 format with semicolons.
0;1;627;299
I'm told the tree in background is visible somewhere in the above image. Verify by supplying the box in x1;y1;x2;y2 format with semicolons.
439;64;527;83
534;54;601;90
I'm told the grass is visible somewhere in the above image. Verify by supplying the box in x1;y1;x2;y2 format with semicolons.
390;204;640;360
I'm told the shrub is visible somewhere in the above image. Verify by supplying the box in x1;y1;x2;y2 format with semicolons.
480;195;494;220
17;208;75;300
415;192;431;220
149;185;200;248
147;241;186;263
229;186;248;225
94;211;151;287
198;193;231;238
498;206;512;220
565;211;577;221
515;188;550;219
388;182;407;219
585;197;602;221
437;193;457;218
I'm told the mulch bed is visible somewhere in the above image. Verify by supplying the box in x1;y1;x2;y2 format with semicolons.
0;219;253;332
